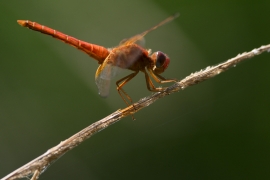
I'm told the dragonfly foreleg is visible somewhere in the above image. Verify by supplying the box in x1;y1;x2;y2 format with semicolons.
148;68;177;84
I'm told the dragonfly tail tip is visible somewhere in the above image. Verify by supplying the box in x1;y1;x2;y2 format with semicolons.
17;20;27;27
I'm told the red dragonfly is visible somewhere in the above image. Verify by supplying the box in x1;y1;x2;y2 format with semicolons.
17;13;179;106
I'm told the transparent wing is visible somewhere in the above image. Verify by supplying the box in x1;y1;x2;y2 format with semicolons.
119;36;145;47
95;54;117;97
119;13;179;46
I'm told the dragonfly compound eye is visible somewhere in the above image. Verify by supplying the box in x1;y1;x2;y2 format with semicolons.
155;51;170;70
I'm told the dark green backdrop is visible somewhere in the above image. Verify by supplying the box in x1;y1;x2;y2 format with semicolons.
1;1;270;179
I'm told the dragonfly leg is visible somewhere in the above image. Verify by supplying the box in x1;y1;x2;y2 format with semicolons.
148;68;177;83
143;70;174;92
116;71;139;106
143;70;164;92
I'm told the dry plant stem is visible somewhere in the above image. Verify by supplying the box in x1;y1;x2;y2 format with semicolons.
2;44;270;180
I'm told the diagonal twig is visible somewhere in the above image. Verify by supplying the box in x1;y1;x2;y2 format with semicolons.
2;44;270;180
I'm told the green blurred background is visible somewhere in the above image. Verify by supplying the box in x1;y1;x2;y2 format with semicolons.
1;0;270;179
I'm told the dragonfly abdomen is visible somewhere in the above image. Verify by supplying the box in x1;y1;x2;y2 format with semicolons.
17;20;109;63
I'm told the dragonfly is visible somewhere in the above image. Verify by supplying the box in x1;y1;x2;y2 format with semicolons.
17;13;179;106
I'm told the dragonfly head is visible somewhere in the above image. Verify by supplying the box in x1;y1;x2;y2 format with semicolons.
151;51;170;74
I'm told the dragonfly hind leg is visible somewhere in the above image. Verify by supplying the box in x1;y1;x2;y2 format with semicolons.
116;71;139;106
